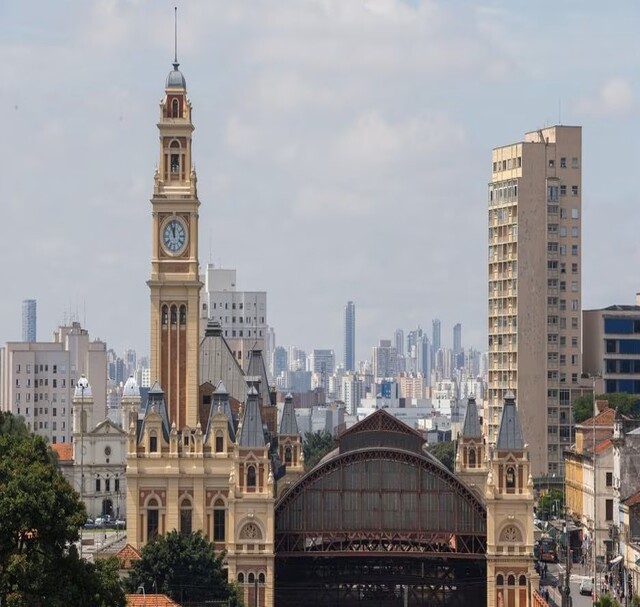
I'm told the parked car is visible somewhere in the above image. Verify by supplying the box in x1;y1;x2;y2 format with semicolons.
83;519;96;529
579;578;594;596
94;517;106;527
114;519;126;529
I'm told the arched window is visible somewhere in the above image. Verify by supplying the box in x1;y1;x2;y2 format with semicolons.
237;573;245;584
258;572;265;584
519;575;526;586
81;409;87;434
284;446;292;465
248;573;255;584
147;497;159;541
506;466;516;490
170;305;177;325
170;140;180;174
171;98;179;118
179;305;186;325
468;448;476;468
247;465;256;488
496;574;504;586
162;305;168;326
507;575;516;586
180;498;192;535
213;498;225;541
215;430;224;453
149;430;158;453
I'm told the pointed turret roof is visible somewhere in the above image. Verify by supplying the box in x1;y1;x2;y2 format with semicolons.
461;395;482;438
139;381;171;443
246;349;272;405
204;381;236;442
237;386;266;448
496;391;524;450
279;393;299;436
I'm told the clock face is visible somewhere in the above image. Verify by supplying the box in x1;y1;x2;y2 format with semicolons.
162;218;187;254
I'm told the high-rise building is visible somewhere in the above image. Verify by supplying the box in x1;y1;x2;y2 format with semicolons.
372;339;398;380
583;296;640;394
22;299;36;342
201;264;267;373
0;321;107;445
488;125;582;476
394;329;404;356
272;346;288;379
453;323;462;356
344;301;355;372
432;319;441;354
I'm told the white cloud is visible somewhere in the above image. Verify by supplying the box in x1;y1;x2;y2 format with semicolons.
576;78;634;117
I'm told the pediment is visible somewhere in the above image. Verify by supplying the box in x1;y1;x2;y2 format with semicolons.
88;418;126;436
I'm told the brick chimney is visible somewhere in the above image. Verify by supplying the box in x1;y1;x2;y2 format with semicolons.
596;399;609;413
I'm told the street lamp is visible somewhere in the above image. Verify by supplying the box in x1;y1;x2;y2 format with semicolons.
137;585;147;607
592;374;600;604
77;375;89;560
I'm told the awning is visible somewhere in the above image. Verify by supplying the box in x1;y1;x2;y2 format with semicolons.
609;555;624;567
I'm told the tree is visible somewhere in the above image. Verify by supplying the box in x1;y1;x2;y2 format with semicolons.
303;430;334;471
127;530;239;605
0;411;29;438
0;431;125;606
426;440;457;473
537;488;564;520
573;393;640;424
595;593;620;607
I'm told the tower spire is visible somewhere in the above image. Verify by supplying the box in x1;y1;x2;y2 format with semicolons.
173;6;179;68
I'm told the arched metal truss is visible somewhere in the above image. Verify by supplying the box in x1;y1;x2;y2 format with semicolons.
276;448;486;557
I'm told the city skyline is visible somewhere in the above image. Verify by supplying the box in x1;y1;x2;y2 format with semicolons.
2;1;639;363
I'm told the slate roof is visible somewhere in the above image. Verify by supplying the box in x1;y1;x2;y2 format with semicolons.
138;381;171;443
461;396;482;438
279;393;299;436
496;391;524;450
237;386;266;448
204;381;236;443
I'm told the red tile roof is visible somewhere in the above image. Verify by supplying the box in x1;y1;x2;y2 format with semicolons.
125;594;180;607
594;439;612;454
115;543;141;569
51;442;73;461
624;489;640;507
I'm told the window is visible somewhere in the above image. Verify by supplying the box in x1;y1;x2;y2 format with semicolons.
105;478;110;492
547;186;559;202
572;157;579;168
285;446;292;465
560;157;566;168
147;498;159;541
115;479;120;492
571;317;579;329
572;263;578;274
606;499;614;521
215;430;224;453
571;281;578;292
606;472;613;487
505;466;516;490
560;185;567;196
571;336;578;347
572;185;579;196
171;98;179;118
571;227;578;237
549;159;555;168
180;499;193;535
572;245;578;256
247;465;257;488
96;478;101;492
213;498;226;541
572;299;579;310
559;227;567;237
559;245;566;256
571;208;579;219
149;431;158;453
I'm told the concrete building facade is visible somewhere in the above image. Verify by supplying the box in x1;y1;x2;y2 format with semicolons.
1;322;107;445
488;125;583;476
22;299;36;342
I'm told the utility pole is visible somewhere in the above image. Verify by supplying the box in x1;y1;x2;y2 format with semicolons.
561;508;572;607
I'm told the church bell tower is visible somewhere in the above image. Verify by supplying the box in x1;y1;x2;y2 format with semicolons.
148;56;201;430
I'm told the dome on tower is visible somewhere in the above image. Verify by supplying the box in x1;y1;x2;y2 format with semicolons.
122;375;140;398
73;376;92;399
166;62;186;89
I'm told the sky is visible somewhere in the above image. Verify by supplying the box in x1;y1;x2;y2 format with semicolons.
1;0;639;365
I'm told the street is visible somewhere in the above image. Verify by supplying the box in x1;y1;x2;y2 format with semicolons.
541;561;594;607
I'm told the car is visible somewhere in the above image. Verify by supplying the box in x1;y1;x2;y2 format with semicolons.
114;519;126;529
579;578;594;596
83;519;96;529
94;517;106;527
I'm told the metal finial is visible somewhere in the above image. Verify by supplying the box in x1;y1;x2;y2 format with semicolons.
173;7;178;67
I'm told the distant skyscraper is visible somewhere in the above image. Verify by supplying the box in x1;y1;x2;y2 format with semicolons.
488;125;582;476
372;339;398;379
344;301;356;372
432;319;441;353
21;299;36;342
394;329;404;356
453;323;462;356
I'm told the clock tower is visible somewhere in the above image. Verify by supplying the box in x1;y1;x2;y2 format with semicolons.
148;59;201;430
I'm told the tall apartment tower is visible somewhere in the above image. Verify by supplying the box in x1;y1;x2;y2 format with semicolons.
432;319;441;353
453;323;462;355
22;300;36;342
488;125;582;476
344;301;355;372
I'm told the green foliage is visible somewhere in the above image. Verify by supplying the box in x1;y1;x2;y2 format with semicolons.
303;430;334;471
0;411;29;438
629;594;640;607
0;432;125;606
127;530;238;604
537;488;564;519
595;593;620;607
573;393;640;423
426;440;457;473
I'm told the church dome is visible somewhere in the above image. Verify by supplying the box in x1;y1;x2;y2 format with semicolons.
74;376;92;399
123;375;140;398
166;62;186;89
